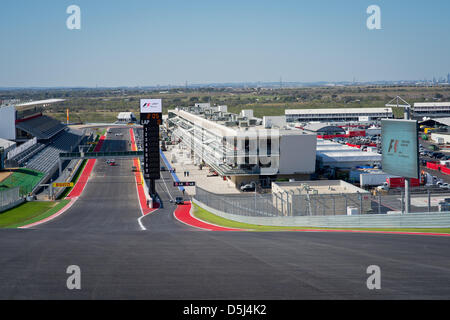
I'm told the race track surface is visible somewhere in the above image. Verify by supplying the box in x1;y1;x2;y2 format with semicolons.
1;127;449;299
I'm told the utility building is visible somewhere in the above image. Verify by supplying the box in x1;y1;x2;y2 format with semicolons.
285;108;393;122
117;112;137;123
413;102;450;118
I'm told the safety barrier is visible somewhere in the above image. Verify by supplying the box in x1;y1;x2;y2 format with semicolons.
0;187;23;213
427;162;439;170
192;197;450;229
346;143;362;149
426;161;450;175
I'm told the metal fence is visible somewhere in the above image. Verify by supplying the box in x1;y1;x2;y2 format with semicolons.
0;187;21;212
193;197;450;228
194;186;450;217
195;186;280;217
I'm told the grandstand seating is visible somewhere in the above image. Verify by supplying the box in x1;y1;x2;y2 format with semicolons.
9;143;46;166
26;128;85;174
16;115;66;140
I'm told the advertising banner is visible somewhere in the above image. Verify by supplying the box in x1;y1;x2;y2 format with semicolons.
53;182;74;188
173;182;196;187
381;119;419;179
140;99;162;113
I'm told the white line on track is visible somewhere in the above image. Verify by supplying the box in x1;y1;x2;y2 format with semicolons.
159;171;175;201
134;178;159;231
130;129;160;231
137;172;174;230
133;162;156;230
137;209;159;231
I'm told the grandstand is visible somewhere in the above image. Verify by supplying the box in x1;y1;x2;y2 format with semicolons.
25;128;85;174
7;143;46;167
0;100;86;194
16;115;66;140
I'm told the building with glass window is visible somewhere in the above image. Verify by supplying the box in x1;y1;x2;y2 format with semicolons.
285;108;393;122
167;106;317;188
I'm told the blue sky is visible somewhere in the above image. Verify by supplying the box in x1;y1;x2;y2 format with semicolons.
1;0;449;87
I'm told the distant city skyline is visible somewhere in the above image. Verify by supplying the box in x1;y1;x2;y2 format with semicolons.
1;76;449;90
1;0;450;87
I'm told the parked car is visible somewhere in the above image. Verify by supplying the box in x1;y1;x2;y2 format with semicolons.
174;197;184;205
241;183;256;192
376;183;389;191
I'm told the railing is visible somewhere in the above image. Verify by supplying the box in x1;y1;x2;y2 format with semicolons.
193;197;450;228
60;151;143;159
0;187;22;213
193;186;450;228
194;185;450;217
194;186;372;217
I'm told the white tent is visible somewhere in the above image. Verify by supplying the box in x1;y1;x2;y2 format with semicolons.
117;112;136;122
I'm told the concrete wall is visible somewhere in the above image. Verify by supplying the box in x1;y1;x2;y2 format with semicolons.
0;199;25;213
279;134;316;174
0;106;16;140
195;103;211;109
263;116;286;128
240;110;254;118
218;105;228;112
271;180;371;216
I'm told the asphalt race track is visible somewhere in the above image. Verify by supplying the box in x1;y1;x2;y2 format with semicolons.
0;127;450;299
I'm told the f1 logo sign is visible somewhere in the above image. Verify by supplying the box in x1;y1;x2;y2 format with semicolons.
388;139;399;153
140;99;162;113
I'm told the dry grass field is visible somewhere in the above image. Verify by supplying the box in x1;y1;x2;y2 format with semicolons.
0;171;13;184
3;85;449;122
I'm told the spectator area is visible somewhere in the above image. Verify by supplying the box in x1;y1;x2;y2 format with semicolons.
8;143;46;167
25;128;84;174
16;115;66;140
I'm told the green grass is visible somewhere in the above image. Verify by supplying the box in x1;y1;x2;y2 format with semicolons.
391;106;405;119
0;168;45;195
192;203;450;234
0;199;70;228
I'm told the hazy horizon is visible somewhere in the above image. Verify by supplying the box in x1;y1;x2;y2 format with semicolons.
1;0;450;87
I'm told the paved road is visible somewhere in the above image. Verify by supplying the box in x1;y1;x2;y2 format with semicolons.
37;129;140;232
0;127;450;299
